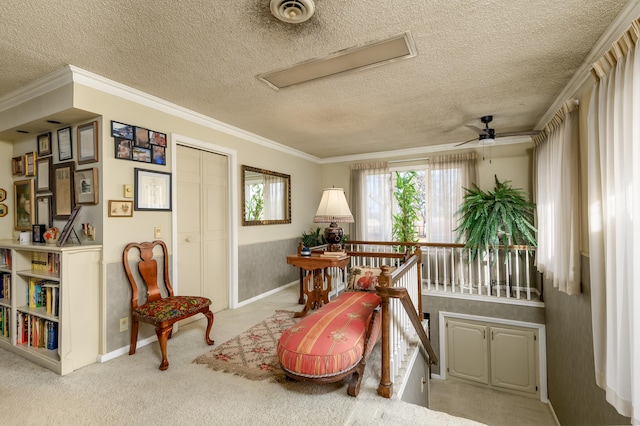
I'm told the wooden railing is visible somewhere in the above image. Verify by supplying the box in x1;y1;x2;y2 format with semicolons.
420;243;541;301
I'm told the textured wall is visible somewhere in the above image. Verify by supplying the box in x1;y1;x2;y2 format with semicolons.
544;256;629;425
422;295;545;376
238;238;300;302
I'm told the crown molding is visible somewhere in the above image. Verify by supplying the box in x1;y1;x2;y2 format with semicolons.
0;66;74;113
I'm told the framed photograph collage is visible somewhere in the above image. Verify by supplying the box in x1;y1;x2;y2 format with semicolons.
112;121;167;165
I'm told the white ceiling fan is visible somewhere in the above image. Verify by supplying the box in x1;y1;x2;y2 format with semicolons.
456;115;539;147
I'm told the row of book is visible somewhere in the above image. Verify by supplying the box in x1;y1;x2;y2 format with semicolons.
17;312;58;350
28;278;60;317
0;249;10;269
31;252;60;274
0;273;9;300
0;306;9;338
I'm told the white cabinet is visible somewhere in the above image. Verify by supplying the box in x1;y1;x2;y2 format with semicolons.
0;241;101;375
446;318;538;397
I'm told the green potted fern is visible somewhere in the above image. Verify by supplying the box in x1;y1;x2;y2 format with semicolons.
392;171;420;243
455;175;537;260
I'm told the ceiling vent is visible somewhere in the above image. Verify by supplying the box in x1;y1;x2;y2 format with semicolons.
257;31;417;90
270;0;315;24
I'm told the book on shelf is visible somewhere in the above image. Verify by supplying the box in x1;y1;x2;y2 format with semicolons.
0;273;10;299
30;252;60;274
320;251;347;258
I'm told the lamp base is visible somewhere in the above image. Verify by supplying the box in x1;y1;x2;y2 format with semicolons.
324;222;344;252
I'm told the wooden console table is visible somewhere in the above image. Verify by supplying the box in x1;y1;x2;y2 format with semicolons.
286;254;350;318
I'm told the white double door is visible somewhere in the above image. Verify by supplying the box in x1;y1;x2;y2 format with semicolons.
176;145;229;322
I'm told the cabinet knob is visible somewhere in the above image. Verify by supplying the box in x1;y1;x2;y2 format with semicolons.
186;237;192;243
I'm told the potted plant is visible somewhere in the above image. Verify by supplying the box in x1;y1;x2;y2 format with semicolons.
392;171;420;243
301;227;326;248
455;175;537;260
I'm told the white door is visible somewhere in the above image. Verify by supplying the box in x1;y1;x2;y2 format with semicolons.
490;326;537;394
177;145;229;323
446;319;489;384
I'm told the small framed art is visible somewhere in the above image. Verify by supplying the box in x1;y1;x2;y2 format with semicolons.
37;195;53;228
132;146;151;163
115;138;132;160
150;131;167;147
57;205;82;247
108;200;134;217
111;121;134;140
77;120;99;164
11;156;24;176
134;168;172;211
0;188;6;202
52;161;75;219
14;179;35;231
57;126;73;161
32;224;46;243
0;204;7;218
36;156;52;193
38;132;52;156
134;127;150;148
152;145;166;165
25;151;36;177
74;168;99;205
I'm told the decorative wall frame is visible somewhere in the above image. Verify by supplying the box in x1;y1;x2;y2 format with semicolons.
134;126;150;148
36;156;52;193
24;151;36;177
32;224;46;243
111;121;134;140
11;156;24;176
37;195;53;228
74;168;99;205
0;204;7;217
108;200;133;217
77;121;99;164
0;188;5;202
57;205;82;247
115;138;132;160
52;161;75;219
57;126;73;161
134;168;172;211
14;179;35;231
38;132;52;156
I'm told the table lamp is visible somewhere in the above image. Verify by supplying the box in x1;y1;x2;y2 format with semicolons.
313;187;354;251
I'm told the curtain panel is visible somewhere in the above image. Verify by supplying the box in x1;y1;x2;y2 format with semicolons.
533;99;581;295
349;162;391;241
588;18;640;423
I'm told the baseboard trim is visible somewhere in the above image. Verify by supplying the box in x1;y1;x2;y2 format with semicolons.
97;335;157;363
236;281;297;308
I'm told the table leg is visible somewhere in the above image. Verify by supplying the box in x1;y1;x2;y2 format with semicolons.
294;270;315;318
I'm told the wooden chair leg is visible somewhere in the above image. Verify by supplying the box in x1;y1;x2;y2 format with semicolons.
203;309;215;345
129;317;139;355
156;325;173;371
348;363;366;397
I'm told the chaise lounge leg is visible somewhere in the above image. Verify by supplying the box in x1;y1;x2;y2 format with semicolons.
129;317;139;355
156;325;173;370
348;362;366;397
203;309;215;345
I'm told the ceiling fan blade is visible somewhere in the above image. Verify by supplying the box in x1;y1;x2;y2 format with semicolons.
495;130;540;138
465;124;489;136
455;137;478;147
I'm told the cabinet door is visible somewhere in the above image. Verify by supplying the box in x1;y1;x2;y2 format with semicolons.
490;326;537;394
446;319;489;384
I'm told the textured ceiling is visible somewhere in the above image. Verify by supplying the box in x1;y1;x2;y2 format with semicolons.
0;0;631;159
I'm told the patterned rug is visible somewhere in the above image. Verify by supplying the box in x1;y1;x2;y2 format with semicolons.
194;310;299;382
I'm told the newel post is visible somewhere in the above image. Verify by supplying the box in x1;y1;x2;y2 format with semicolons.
377;264;393;398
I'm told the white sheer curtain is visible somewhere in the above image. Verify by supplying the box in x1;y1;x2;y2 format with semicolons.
588;19;640;423
263;174;284;220
533;99;581;295
349;162;391;241
427;153;477;243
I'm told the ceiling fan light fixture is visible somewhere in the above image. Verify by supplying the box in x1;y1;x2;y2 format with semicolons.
270;0;315;24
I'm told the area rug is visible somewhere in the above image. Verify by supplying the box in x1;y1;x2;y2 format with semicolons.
194;310;299;382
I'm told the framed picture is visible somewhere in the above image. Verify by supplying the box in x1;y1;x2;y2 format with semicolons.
57;126;73;161
12;156;24;176
134;127;150;148
37;195;53;228
0;204;7;218
32;224;46;243
152;145;166;165
74;168;99;204
0;188;5;202
115;138;132;160
37;132;52;156
14;179;35;231
52;161;75;219
132;146;151;163
150;131;167;147
25;151;36;177
108;200;134;217
111;121;134;140
36;156;52;193
134;168;172;211
77;120;99;164
57;205;82;247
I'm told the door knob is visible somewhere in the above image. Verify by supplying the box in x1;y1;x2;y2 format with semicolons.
186;237;192;242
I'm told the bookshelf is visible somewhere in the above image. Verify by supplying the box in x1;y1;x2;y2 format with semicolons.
0;240;102;375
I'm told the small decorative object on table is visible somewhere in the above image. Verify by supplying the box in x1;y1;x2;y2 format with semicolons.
300;246;311;256
43;227;59;245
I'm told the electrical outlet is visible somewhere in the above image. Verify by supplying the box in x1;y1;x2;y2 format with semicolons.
119;317;128;332
154;227;161;238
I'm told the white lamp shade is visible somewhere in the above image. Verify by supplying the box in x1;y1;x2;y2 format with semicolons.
313;188;354;223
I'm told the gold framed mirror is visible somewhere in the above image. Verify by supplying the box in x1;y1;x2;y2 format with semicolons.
242;165;291;226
